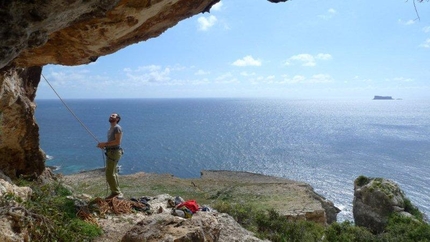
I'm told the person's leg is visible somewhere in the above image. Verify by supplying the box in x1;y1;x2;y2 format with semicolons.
105;150;122;195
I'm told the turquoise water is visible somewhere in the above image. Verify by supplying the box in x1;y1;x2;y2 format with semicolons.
35;98;430;221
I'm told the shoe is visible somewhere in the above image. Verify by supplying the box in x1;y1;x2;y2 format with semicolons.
105;192;123;200
105;193;116;199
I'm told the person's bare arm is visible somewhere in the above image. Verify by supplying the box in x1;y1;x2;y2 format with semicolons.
97;132;122;148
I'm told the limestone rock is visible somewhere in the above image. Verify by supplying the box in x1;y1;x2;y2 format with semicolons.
353;176;423;233
0;178;33;242
216;213;270;242
0;178;32;202
122;193;266;242
122;212;220;242
0;211;31;242
123;212;268;242
0;66;45;179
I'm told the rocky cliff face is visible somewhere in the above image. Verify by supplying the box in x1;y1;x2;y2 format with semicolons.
0;66;45;178
3;0;291;178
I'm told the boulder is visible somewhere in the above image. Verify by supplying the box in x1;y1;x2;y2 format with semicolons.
0;178;32;203
353;176;423;233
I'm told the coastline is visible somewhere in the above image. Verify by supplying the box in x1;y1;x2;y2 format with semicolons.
61;169;340;225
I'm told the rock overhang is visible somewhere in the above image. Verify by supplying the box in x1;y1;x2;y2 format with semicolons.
0;0;224;70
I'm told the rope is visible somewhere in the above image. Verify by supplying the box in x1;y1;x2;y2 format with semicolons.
41;73;109;195
41;73;100;143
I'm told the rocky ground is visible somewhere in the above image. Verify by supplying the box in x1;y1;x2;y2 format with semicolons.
93;211;147;241
61;169;339;241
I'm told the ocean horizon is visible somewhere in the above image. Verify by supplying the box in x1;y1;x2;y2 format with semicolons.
35;98;430;222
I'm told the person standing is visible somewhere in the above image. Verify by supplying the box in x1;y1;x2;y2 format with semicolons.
97;113;124;199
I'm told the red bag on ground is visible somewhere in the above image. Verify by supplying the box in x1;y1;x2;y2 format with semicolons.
177;200;200;213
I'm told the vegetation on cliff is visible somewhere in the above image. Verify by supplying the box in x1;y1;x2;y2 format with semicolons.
12;179;102;241
215;202;430;242
5;172;429;242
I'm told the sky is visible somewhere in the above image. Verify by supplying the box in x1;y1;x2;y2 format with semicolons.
39;0;430;100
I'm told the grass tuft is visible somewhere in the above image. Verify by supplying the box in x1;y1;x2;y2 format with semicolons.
16;179;102;242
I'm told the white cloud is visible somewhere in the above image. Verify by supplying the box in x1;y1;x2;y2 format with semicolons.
123;65;217;87
48;68;97;86
351;76;373;83
215;72;238;84
285;53;332;67
198;15;217;31
266;75;276;84
420;38;430;48
249;75;273;85
283;74;333;84
405;20;415;25
316;53;333;60
41;67;113;94
423;26;430;33
232;55;262;67
398;19;415;25
285;54;316;66
124;65;172;84
392;77;413;82
258;74;333;85
318;8;337;19
281;75;306;84
211;2;223;11
240;71;256;76
308;74;333;83
195;69;210;75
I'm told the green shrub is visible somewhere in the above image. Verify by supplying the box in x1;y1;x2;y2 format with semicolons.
214;202;324;241
324;221;376;242
255;209;324;242
381;214;430;242
20;180;102;241
323;215;430;242
214;201;259;230
355;176;370;187
403;198;424;221
214;201;430;242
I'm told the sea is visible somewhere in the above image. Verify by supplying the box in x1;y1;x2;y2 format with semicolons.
34;98;430;222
